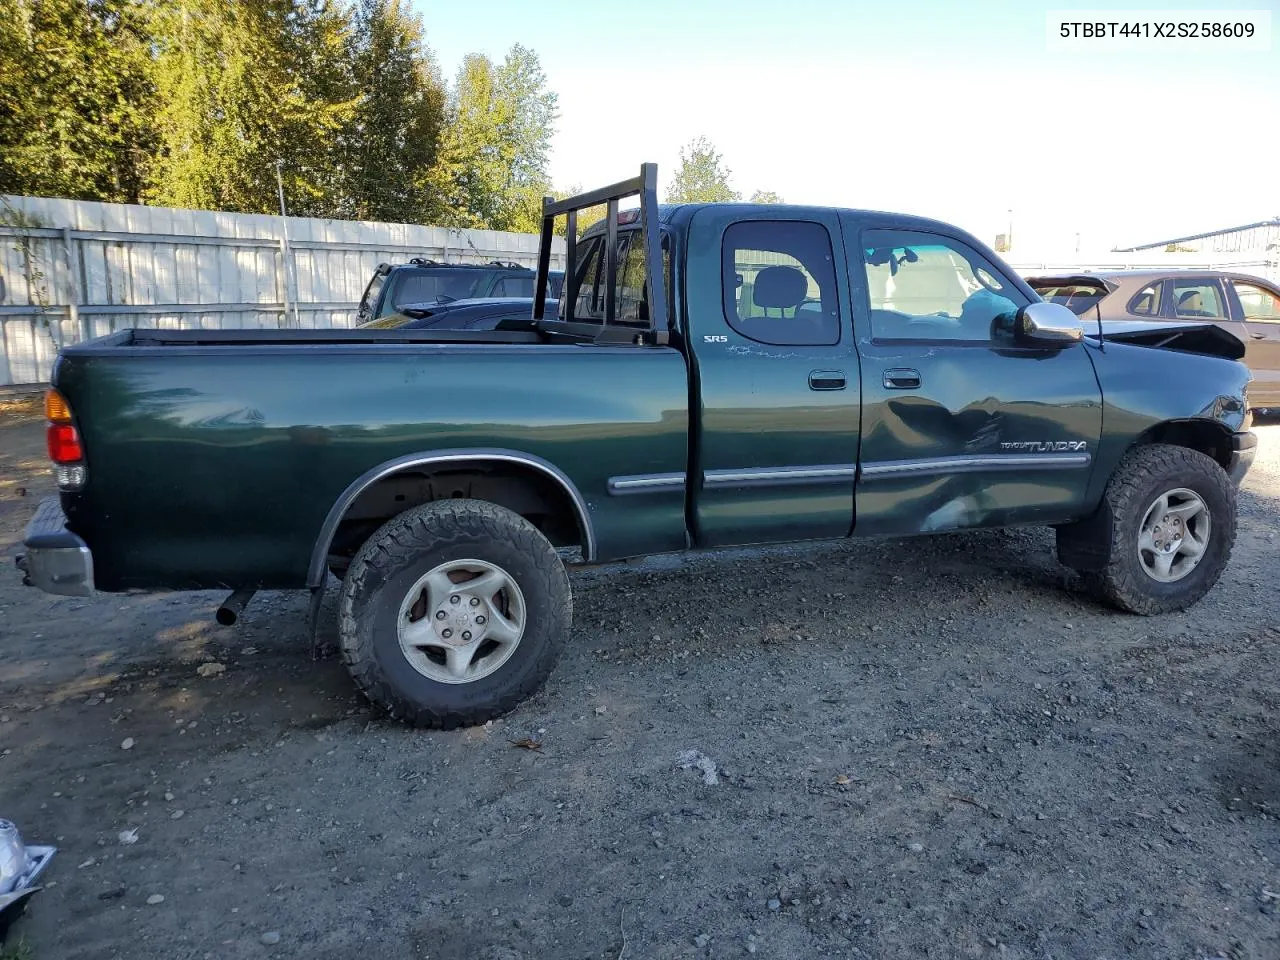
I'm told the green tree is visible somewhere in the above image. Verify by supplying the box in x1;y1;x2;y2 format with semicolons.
426;44;557;230
749;189;783;204
491;44;557;232
340;0;445;222
145;0;357;216
0;0;154;201
665;136;739;203
424;53;504;227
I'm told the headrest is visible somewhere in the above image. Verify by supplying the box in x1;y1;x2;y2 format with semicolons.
752;266;808;310
1178;291;1203;311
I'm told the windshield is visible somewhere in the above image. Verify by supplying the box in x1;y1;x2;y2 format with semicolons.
388;269;486;308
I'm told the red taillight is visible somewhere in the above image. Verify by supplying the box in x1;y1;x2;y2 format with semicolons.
47;423;83;463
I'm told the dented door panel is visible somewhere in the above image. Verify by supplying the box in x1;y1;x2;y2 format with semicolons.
841;213;1105;536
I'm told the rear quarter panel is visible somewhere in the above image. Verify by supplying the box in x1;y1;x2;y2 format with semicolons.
55;344;689;590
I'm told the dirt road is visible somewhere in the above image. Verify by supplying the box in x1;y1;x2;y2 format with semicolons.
2;402;1277;959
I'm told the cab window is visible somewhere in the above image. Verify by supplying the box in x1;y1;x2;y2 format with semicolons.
721;220;840;345
862;229;1025;342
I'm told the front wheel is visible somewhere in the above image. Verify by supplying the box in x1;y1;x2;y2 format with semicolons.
338;499;572;728
1073;443;1236;615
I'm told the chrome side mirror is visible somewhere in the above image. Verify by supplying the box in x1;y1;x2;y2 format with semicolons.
1018;301;1084;346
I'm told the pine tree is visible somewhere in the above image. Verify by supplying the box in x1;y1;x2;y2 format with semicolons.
0;0;154;201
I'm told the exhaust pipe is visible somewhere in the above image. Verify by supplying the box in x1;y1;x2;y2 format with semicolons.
215;588;256;626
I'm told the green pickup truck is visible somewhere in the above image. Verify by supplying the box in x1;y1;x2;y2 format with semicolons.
20;164;1257;729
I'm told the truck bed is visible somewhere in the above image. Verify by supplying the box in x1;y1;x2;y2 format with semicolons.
53;330;691;589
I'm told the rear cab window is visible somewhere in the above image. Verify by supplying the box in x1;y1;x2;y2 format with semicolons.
564;227;670;326
721;221;840;345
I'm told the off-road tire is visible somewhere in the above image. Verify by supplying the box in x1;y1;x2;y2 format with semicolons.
1082;443;1235;615
338;499;572;728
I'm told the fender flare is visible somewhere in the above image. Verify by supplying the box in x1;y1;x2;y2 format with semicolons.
306;448;597;586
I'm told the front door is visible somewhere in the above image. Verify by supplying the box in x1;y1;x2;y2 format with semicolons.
843;216;1104;536
1227;277;1280;408
685;208;860;548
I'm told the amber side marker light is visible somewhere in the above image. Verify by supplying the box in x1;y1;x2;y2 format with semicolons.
45;389;72;424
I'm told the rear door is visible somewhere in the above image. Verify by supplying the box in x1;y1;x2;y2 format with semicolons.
685;207;860;547
1226;277;1280;407
844;216;1103;535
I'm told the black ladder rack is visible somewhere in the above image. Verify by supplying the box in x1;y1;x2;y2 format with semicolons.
532;162;669;345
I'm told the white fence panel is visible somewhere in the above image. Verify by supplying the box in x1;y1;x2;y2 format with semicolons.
0;194;567;387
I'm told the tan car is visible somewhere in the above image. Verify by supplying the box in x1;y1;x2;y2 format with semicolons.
1027;270;1280;411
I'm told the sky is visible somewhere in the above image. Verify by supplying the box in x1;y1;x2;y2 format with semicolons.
413;0;1279;258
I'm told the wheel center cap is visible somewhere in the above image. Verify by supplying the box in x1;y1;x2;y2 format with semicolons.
1155;515;1183;553
434;593;484;645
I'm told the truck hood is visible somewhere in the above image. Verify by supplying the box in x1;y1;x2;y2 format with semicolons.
1090;319;1246;361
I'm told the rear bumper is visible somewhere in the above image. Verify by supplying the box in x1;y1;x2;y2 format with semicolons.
1227;430;1257;486
16;497;94;597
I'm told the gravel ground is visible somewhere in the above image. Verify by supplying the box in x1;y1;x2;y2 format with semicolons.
1;400;1277;960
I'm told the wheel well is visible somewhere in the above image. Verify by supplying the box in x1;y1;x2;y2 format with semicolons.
1133;419;1233;471
324;462;586;575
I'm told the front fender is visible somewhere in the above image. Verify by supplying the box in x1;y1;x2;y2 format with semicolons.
1085;340;1251;508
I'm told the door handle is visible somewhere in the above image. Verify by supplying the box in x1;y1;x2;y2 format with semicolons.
883;367;921;390
808;369;847;391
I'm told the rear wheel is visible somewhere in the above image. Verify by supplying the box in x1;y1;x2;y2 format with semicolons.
1072;443;1235;614
338;499;572;728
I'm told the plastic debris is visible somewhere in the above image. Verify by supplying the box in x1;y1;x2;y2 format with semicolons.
675;749;720;786
0;818;56;934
